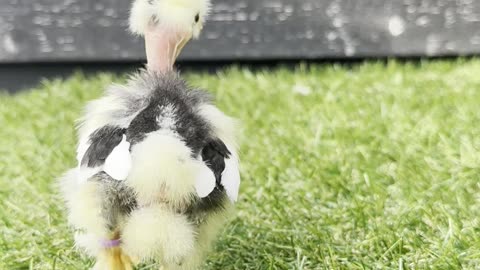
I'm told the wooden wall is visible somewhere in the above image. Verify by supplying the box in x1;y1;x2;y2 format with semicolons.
1;0;479;64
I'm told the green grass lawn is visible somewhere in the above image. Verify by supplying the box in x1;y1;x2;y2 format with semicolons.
1;60;480;269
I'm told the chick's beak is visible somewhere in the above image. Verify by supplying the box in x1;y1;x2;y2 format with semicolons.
145;26;192;73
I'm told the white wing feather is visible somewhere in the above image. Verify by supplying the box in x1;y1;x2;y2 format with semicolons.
195;164;216;198
103;135;132;181
222;148;240;203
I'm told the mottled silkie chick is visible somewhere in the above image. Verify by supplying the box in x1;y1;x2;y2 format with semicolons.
60;71;240;270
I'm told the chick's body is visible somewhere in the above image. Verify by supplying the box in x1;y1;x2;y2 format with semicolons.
61;71;240;269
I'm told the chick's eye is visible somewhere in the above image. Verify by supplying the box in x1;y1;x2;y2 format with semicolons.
194;13;200;23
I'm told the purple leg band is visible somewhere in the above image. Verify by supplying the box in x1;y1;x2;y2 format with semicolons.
100;239;122;248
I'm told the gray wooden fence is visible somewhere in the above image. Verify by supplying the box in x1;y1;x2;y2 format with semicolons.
1;0;480;91
2;0;480;63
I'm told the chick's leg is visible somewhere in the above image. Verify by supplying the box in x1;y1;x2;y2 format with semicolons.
122;205;195;266
89;174;137;270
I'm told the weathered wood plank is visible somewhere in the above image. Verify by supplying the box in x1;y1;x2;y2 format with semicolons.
1;0;480;63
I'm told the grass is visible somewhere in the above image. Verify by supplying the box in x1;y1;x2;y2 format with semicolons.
1;60;480;269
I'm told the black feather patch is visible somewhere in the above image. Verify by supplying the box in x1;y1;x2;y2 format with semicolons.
188;138;232;213
81;126;126;168
202;139;231;184
126;102;160;145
